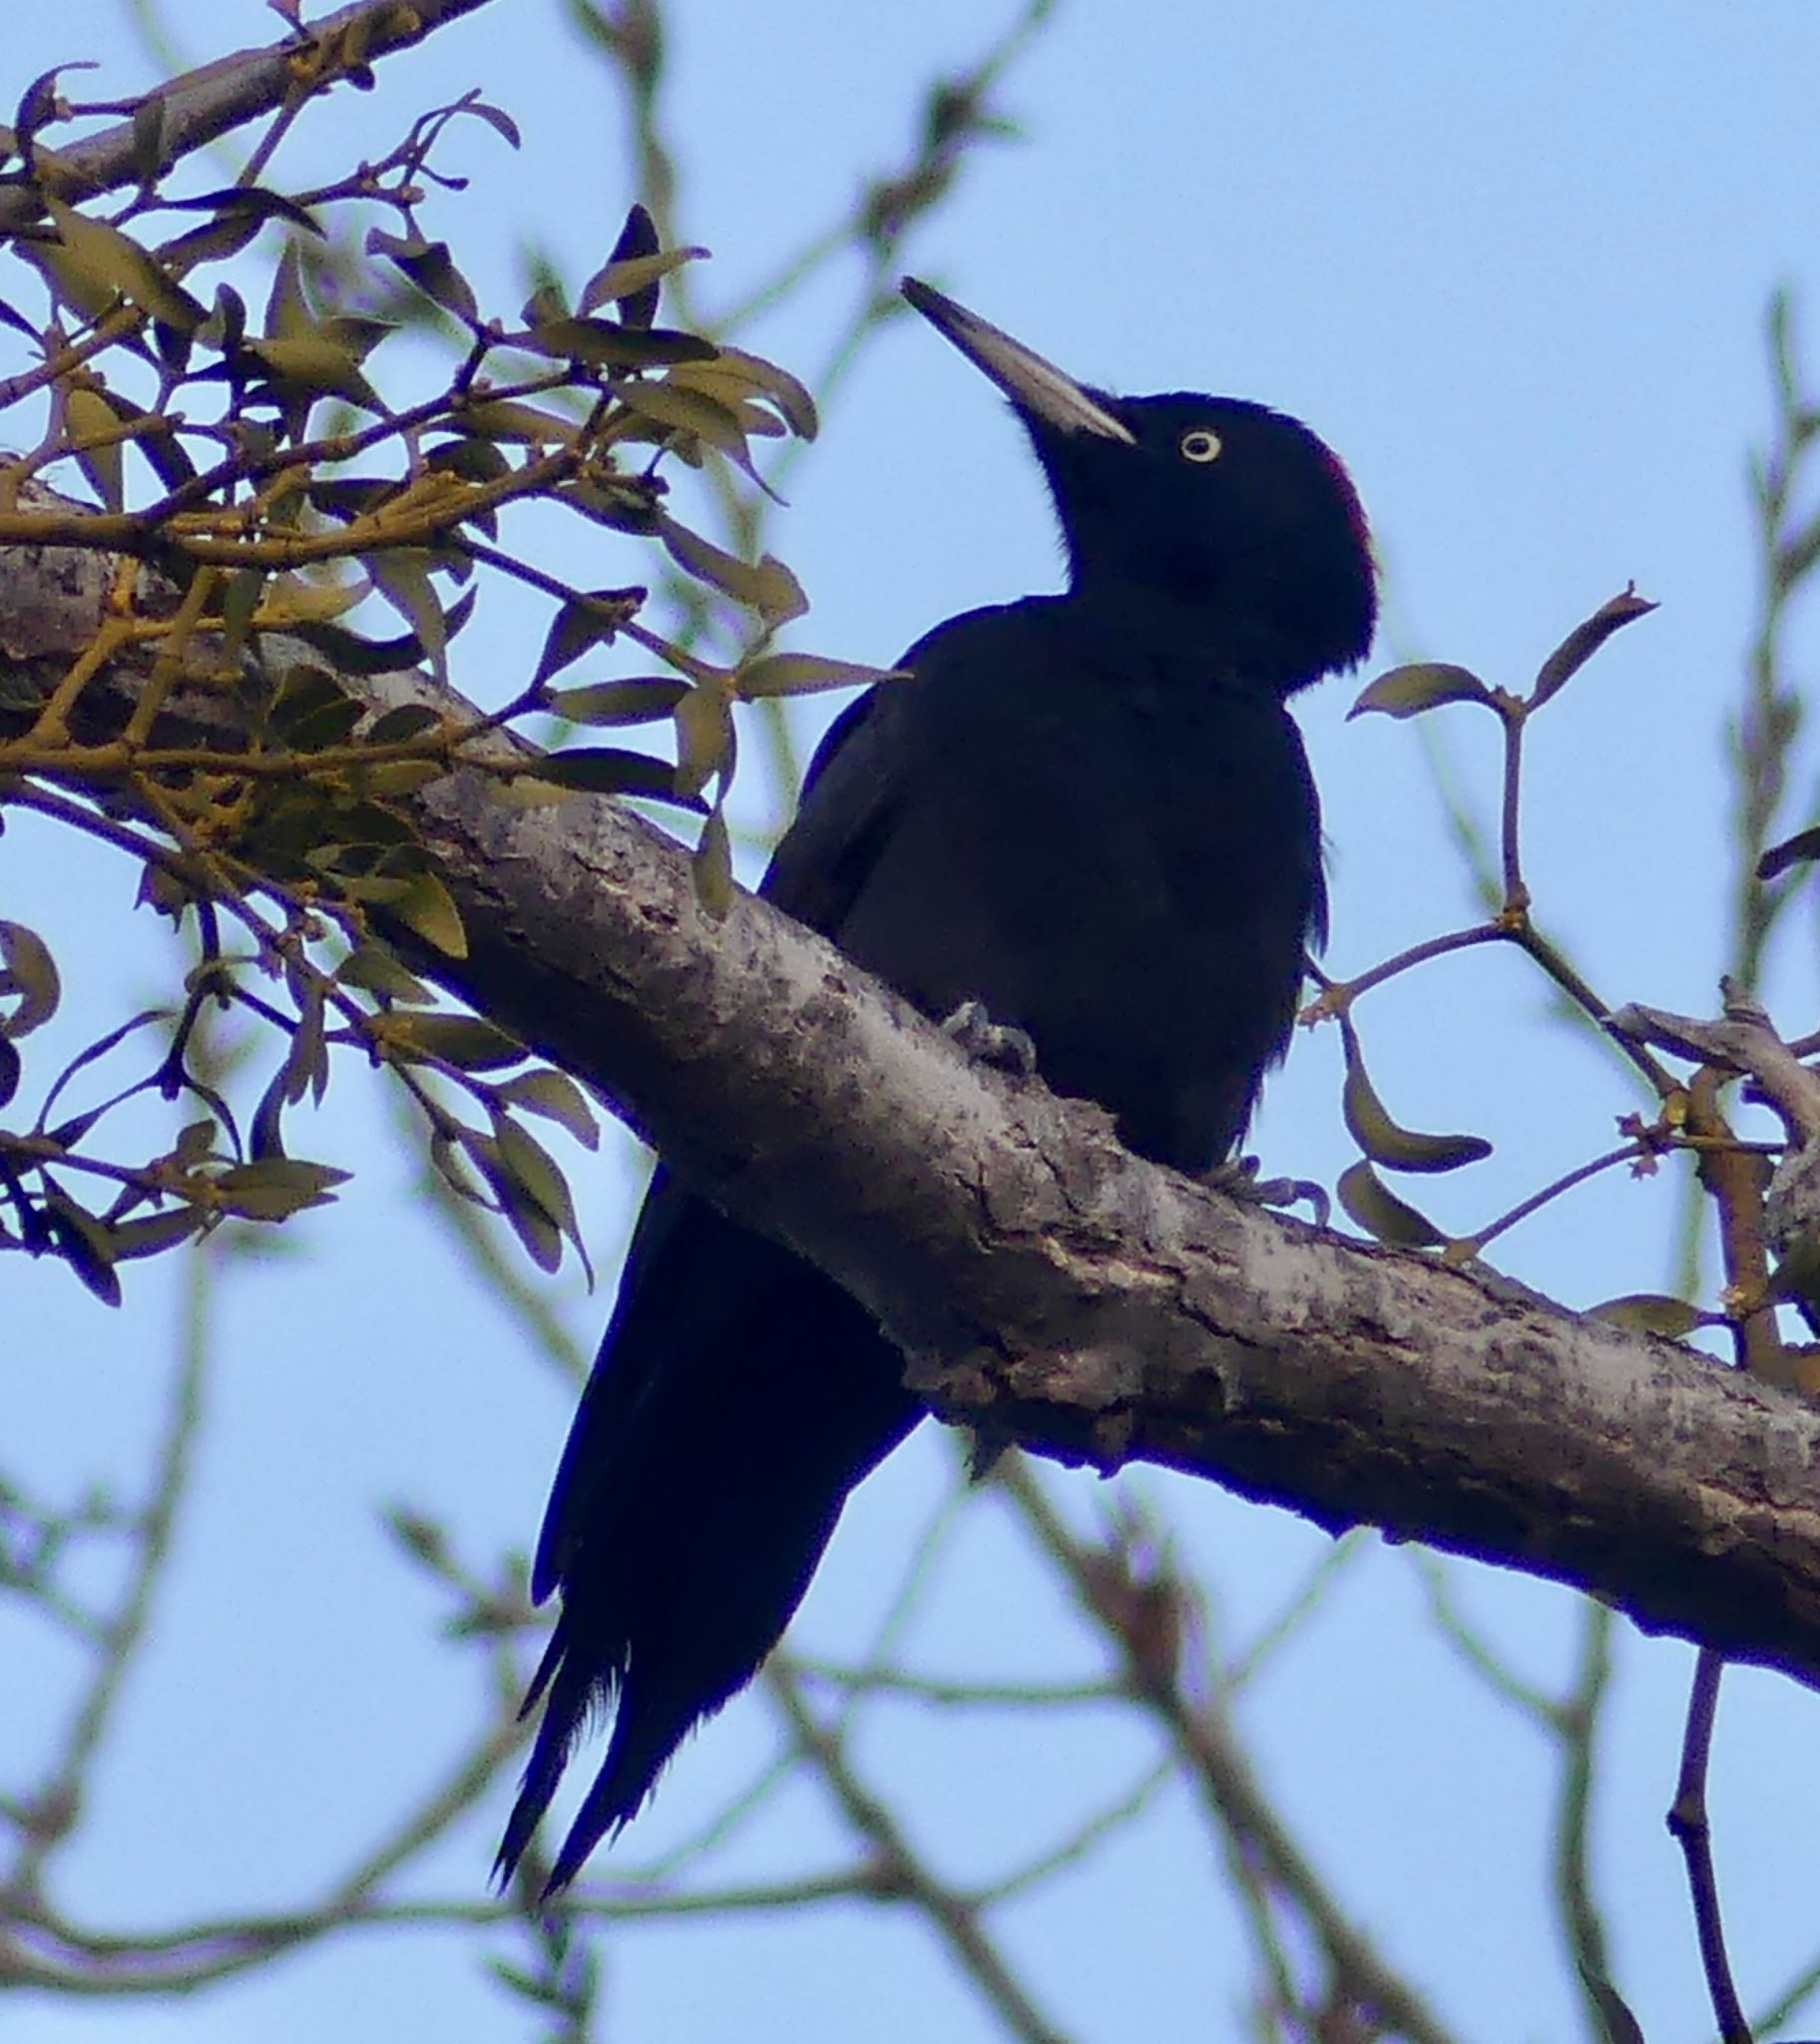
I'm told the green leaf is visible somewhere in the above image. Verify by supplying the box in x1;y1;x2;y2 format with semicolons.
1336;1161;1450;1249
736;652;905;699
240;335;382;412
674;685;733;799
588;201;661;327
659;515;807;623
526;747;691;804
454;397;578;445
110;1207;207;1261
269;662;364;750
163;185;323;236
42;1186;122;1306
366;550;449;685
365;229;478;323
494;1068;599;1149
43;195;205;332
263;236;313;342
531;589;644;691
388;872;468;958
1531;585;1657;709
211;1157;350;1221
548;678;687;727
0;920;61;1036
173;1118;219;1167
466;1133;564;1271
694;805;734;918
688;344;818;440
379;1013;525;1071
335;942;434;1003
611;377;763;468
529;316;717;370
492;1115;580;1238
64;385;123;510
1340;1021;1492;1174
1586;1294;1705;1339
363;703;443;745
1348;662;1497;722
578;245;708;318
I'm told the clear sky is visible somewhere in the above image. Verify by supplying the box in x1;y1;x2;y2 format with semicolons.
8;2;1820;2040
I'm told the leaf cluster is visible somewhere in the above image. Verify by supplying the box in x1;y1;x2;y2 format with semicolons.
0;45;895;1299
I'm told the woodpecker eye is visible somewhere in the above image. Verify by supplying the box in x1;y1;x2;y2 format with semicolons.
1179;428;1222;463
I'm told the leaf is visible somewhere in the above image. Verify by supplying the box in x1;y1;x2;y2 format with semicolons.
494;1068;599;1149
526;747;692;805
698;345;818;440
42;1186;122;1306
1531;585;1657;709
578;246;709;319
674;685;733;799
377;1013;525;1071
581;203;669;326
367;550;449;685
493;1115;581;1238
1348;662;1496;722
289;586;477;676
1587;1294;1704;1339
610;376;756;452
64;384;123;510
334;942;434;1003
162;184;324;235
659;515;808;623
389;872;468;958
87;383;195;491
735;652;905;699
531;589;643;688
269;663;364;750
241;335;381;412
365;229;478;323
16;63;96;153
110;1207;207;1261
527;314;717;371
211;1158;350;1221
0;920;62;1036
694;805;734;918
466;1133;564;1272
263;236;313;342
1336;1161;1450;1250
548;678;687;727
1339;1021;1492;1174
43;196;205;332
363;703;444;745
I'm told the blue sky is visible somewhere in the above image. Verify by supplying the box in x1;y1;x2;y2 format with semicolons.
8;3;1820;2040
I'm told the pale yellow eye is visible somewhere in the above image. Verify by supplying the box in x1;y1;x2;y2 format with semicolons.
1179;428;1222;463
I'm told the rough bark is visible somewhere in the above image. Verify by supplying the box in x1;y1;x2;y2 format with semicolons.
4;536;1820;1694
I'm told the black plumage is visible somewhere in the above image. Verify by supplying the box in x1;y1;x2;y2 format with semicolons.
499;281;1376;1891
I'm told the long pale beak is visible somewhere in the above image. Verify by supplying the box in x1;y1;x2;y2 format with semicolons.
900;278;1136;444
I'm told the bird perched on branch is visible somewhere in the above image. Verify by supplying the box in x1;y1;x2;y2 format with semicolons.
499;279;1377;1891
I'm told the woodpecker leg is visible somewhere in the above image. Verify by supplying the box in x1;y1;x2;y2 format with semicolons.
1203;1155;1331;1228
941;999;1039;1077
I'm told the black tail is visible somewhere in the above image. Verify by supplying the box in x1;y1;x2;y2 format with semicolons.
497;1186;920;1893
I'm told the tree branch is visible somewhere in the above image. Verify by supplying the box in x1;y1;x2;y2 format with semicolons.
0;0;499;233
7;548;1820;1708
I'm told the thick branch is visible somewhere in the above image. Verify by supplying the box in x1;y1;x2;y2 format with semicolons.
7;560;1820;1699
